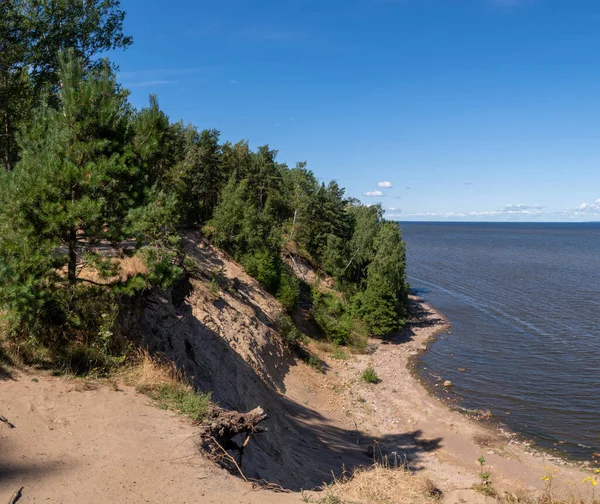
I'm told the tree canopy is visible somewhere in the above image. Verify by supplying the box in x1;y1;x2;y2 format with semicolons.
0;1;410;369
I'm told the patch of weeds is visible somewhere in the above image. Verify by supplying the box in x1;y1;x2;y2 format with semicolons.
304;353;326;373
126;351;213;423
275;312;304;347
145;383;212;423
472;456;497;497
330;346;350;361
74;379;99;392
209;276;220;296
330;383;344;394
361;365;379;384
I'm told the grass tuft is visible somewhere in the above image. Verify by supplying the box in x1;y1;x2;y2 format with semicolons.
123;350;212;423
312;458;441;504
361;365;379;384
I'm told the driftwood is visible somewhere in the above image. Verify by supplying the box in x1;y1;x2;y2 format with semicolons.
199;406;268;474
7;487;23;504
0;415;15;429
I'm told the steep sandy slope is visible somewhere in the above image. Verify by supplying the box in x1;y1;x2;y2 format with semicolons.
120;233;373;490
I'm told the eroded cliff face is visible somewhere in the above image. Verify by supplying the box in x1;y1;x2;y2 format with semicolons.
120;236;369;490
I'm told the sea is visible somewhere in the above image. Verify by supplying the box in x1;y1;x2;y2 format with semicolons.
399;221;600;461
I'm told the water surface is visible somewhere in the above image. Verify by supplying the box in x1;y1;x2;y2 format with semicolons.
400;222;600;460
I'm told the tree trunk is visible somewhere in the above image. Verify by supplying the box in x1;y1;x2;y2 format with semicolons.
68;228;77;284
3;99;11;172
1;35;12;172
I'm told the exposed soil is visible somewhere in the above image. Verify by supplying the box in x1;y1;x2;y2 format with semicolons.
0;373;297;503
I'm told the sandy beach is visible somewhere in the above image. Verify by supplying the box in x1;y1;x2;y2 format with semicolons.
301;293;596;500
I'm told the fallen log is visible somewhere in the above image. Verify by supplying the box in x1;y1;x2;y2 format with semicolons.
199;406;267;474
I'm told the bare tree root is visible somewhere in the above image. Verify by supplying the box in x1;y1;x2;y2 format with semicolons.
198;406;268;476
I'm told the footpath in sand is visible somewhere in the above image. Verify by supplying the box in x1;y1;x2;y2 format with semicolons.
0;373;295;503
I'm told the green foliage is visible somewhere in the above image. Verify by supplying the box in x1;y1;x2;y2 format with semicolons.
275;312;304;347
361;365;379;384
0;8;412;378
276;268;301;310
241;248;281;294
0;52;181;373
330;346;350;361
166;127;223;224
311;291;354;346
140;248;183;290
473;456;497;497
146;384;212;423
206;177;280;256
0;0;132;171
352;279;403;337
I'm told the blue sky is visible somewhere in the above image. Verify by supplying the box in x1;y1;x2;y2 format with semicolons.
111;0;600;221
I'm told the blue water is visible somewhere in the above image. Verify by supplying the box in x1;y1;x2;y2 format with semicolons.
399;222;600;461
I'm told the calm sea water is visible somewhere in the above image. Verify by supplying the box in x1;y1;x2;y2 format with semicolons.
400;222;600;461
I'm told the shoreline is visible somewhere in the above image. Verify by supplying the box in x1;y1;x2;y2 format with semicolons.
320;293;595;498
407;295;595;471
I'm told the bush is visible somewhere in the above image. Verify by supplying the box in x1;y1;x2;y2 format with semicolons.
311;290;355;346
362;365;379;384
352;282;404;337
276;269;300;310
275;312;303;347
241;248;281;294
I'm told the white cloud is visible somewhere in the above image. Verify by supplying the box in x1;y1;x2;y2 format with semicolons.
403;204;545;220
567;198;600;215
363;190;384;197
403;212;467;218
399;198;600;221
502;204;544;213
377;181;393;188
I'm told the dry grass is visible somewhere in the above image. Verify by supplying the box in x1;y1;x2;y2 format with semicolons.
317;462;441;504
121;350;180;390
78;255;148;284
121;350;212;422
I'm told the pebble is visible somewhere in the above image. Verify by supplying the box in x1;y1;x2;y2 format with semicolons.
443;380;452;387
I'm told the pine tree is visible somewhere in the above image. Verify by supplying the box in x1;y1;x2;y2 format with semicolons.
4;51;135;286
0;0;132;171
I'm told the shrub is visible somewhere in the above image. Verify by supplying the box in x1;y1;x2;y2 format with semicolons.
330;346;350;360
362;365;379;384
241;248;281;294
311;291;352;345
276;268;300;310
275;312;303;347
352;283;404;337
